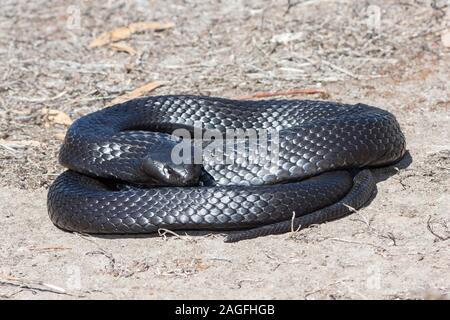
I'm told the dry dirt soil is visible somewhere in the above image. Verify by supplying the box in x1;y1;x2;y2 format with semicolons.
0;0;449;299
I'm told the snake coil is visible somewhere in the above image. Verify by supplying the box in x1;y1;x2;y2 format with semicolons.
47;96;406;242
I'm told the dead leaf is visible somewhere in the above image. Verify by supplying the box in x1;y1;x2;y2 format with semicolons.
128;22;175;33
90;27;132;47
110;43;137;55
193;259;210;271
42;108;73;126
89;21;175;48
441;29;450;47
110;81;167;105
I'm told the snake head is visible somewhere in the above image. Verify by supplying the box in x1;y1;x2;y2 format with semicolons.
140;146;201;187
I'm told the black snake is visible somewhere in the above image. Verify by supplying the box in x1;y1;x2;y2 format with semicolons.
47;95;406;242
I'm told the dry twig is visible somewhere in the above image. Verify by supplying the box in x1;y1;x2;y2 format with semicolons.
236;88;329;100
0;275;75;297
427;216;450;241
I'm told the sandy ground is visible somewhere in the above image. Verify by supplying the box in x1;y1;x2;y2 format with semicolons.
0;0;449;299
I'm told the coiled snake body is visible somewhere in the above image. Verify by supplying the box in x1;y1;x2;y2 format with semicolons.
47;96;406;242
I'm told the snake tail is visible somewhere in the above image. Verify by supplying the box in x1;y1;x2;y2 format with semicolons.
224;169;376;242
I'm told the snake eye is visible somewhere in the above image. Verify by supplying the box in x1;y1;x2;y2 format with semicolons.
163;165;175;176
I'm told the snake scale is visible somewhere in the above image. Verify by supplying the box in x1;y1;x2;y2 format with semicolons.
47;95;406;242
